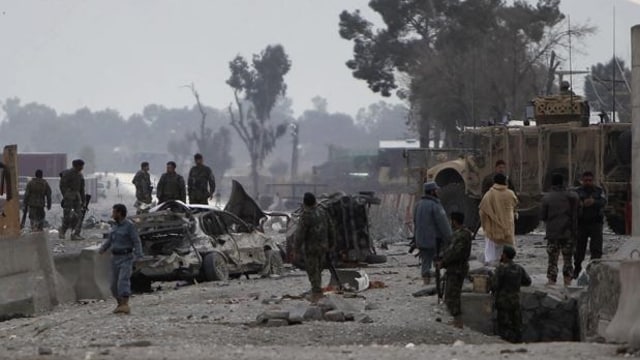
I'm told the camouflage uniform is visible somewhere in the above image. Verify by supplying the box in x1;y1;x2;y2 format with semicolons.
188;164;216;205
24;177;52;231
574;185;607;276
491;260;532;343
541;185;578;282
156;172;186;204
295;205;336;295
132;170;152;204
59;168;85;237
440;226;472;317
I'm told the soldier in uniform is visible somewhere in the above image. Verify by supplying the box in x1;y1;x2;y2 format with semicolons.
574;171;607;278
99;204;143;315
481;160;515;195
23;169;52;231
560;80;576;96
295;192;336;303
59;159;86;240
491;246;532;343
132;161;153;213
413;182;452;285
156;161;186;204
187;153;216;205
437;211;472;329
541;174;579;286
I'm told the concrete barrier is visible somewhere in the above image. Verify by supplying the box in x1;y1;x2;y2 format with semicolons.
54;245;112;301
0;233;62;316
605;260;640;344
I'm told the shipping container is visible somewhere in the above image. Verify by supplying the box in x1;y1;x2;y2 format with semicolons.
18;153;67;178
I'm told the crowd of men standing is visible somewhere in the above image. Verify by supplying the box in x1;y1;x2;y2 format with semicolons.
22;153;217;237
410;159;607;343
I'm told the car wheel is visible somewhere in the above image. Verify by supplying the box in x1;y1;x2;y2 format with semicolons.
264;249;284;276
365;254;387;264
202;252;229;281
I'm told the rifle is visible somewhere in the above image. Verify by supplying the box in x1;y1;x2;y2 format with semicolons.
20;206;28;229
435;237;444;304
326;252;343;291
74;194;92;235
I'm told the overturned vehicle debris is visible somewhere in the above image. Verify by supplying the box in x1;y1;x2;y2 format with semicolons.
129;190;284;292
286;191;387;268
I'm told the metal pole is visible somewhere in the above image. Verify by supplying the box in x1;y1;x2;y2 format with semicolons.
631;25;640;236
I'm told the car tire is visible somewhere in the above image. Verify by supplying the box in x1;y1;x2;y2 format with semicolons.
264;249;284;276
365;254;387;264
202;252;229;281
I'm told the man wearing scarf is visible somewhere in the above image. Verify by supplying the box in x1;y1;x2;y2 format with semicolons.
480;173;518;265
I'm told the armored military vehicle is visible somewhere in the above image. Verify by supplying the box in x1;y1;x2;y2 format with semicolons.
425;92;631;235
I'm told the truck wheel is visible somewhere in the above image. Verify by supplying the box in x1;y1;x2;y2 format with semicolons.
202;252;229;281
607;214;627;235
438;183;480;230
515;214;540;235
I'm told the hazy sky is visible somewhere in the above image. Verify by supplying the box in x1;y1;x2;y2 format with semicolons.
0;0;638;119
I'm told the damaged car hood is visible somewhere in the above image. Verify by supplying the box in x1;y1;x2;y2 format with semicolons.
224;180;267;228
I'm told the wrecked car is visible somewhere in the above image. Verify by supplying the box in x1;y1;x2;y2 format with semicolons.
285;191;387;268
129;183;284;292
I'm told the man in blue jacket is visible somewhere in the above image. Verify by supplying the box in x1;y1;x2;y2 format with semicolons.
413;182;452;285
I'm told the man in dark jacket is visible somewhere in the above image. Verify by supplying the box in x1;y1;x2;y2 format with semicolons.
573;171;607;278
491;246;532;343
156;161;186;204
413;182;452;285
437;211;472;328
541;174;578;286
24;169;52;231
188;153;216;205
481;160;515;195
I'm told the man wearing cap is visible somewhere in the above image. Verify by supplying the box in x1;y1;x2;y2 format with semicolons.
491;246;532;343
413;181;452;285
295;192;336;302
59;159;86;240
541;173;579;286
480;173;518;265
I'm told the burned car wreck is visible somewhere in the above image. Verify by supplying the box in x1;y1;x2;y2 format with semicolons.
129;182;284;292
285;191;387;268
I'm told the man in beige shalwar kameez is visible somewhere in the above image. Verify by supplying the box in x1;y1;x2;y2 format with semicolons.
479;173;518;265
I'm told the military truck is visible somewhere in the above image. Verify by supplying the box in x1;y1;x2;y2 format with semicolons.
425;93;631;235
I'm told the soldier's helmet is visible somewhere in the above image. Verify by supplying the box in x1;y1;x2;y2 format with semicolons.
560;80;570;91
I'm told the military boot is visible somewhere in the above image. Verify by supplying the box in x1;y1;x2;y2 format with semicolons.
114;297;130;315
70;233;85;241
422;275;431;286
563;276;572;287
58;227;66;240
546;278;556;286
309;292;324;304
448;316;464;329
112;298;122;314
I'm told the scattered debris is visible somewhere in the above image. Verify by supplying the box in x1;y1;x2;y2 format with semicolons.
500;348;528;354
120;340;152;348
368;280;387;289
405;343;415;349
452;340;465;346
412;286;437;297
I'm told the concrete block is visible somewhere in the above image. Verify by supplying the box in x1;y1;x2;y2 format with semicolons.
606;261;640;344
0;234;60;316
578;260;621;341
54;245;111;301
460;293;493;335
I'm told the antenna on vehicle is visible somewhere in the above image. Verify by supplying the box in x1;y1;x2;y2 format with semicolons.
612;1;616;122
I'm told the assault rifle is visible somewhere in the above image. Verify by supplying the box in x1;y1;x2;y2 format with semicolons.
326;252;344;291
20;206;28;229
73;194;92;235
435;237;444;304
